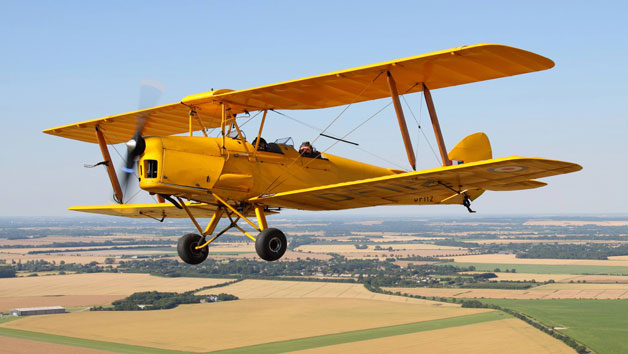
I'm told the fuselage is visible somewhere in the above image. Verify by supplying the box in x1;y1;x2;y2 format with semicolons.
138;136;400;205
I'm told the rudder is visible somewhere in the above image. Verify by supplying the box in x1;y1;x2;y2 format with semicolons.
448;132;492;164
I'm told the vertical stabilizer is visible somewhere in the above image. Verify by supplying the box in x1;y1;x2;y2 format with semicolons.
448;132;492;164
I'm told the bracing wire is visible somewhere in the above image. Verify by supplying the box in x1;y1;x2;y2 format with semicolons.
266;99;399;194
239;110;262;128
310;71;384;146
271;108;406;170
401;94;441;165
125;188;143;204
264;81;431;194
261;71;385;194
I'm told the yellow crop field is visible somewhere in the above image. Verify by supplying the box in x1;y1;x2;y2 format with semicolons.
213;250;332;261
385;288;472;298
1;298;490;352
481;273;628;283
201;279;458;305
0;253;115;265
0;235;177;247
0;336;113;354
608;255;628;261
385;286;628;299
535;283;628;290
297;244;463;253
567;274;628;283
0;273;233;297
0;295;124;312
0;244;170;255
292;318;573;354
47;248;175;257
450;253;628;266
473;239;619;244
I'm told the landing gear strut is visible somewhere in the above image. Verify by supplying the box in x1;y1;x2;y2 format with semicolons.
175;195;286;265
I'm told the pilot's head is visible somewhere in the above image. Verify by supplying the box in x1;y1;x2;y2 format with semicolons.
254;137;267;151
300;141;313;153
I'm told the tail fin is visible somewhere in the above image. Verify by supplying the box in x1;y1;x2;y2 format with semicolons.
448;132;492;164
447;132;492;204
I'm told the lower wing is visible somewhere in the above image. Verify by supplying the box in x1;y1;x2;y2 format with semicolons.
250;156;581;210
69;202;219;219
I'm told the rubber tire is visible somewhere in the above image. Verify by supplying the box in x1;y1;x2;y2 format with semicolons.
177;233;209;265
255;228;287;262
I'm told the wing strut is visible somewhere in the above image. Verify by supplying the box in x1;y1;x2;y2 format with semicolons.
94;126;124;203
422;83;451;166
386;71;416;170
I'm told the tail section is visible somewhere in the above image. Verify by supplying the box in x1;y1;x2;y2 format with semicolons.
445;132;492;206
447;133;547;197
448;132;492;164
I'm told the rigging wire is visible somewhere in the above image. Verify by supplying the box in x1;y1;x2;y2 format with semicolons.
264;81;428;194
261;71;385;194
310;70;384;146
239;110;262;128
266;100;396;194
401;93;441;165
271;109;406;170
125;188;143;204
320;101;392;152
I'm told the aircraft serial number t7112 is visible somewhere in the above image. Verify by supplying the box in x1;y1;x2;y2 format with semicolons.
44;44;581;264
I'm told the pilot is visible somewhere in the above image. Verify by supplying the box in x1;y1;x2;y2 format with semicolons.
299;141;320;158
252;137;268;151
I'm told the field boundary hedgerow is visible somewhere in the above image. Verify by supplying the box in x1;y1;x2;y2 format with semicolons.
375;285;592;353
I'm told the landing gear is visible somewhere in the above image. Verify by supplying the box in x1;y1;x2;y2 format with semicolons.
255;228;287;261
174;194;286;264
177;233;209;265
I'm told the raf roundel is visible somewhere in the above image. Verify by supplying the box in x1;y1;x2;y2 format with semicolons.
488;165;528;173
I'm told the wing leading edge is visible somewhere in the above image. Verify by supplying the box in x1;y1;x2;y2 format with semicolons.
250;157;581;211
69;202;278;219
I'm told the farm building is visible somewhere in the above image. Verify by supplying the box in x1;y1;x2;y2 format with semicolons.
9;306;65;316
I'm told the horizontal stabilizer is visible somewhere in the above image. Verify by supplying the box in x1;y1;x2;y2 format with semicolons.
484;180;547;191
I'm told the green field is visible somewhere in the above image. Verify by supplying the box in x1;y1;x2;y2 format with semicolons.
477;299;628;354
445;262;628;275
0;311;507;353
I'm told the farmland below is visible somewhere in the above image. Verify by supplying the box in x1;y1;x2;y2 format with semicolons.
1;215;628;353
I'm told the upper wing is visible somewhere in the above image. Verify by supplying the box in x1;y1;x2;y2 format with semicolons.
250;157;581;211
44;44;553;144
42;102;223;144
184;43;553;112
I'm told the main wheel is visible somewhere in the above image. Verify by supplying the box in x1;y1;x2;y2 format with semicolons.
177;233;209;265
255;228;287;261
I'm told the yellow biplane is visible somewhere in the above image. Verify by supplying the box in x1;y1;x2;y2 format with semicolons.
44;43;581;264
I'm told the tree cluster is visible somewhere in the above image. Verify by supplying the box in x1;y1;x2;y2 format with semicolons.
92;291;238;311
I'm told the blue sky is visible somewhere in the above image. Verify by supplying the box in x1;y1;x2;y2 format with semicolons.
0;1;626;217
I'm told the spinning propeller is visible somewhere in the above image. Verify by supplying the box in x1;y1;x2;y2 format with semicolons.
117;80;163;203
